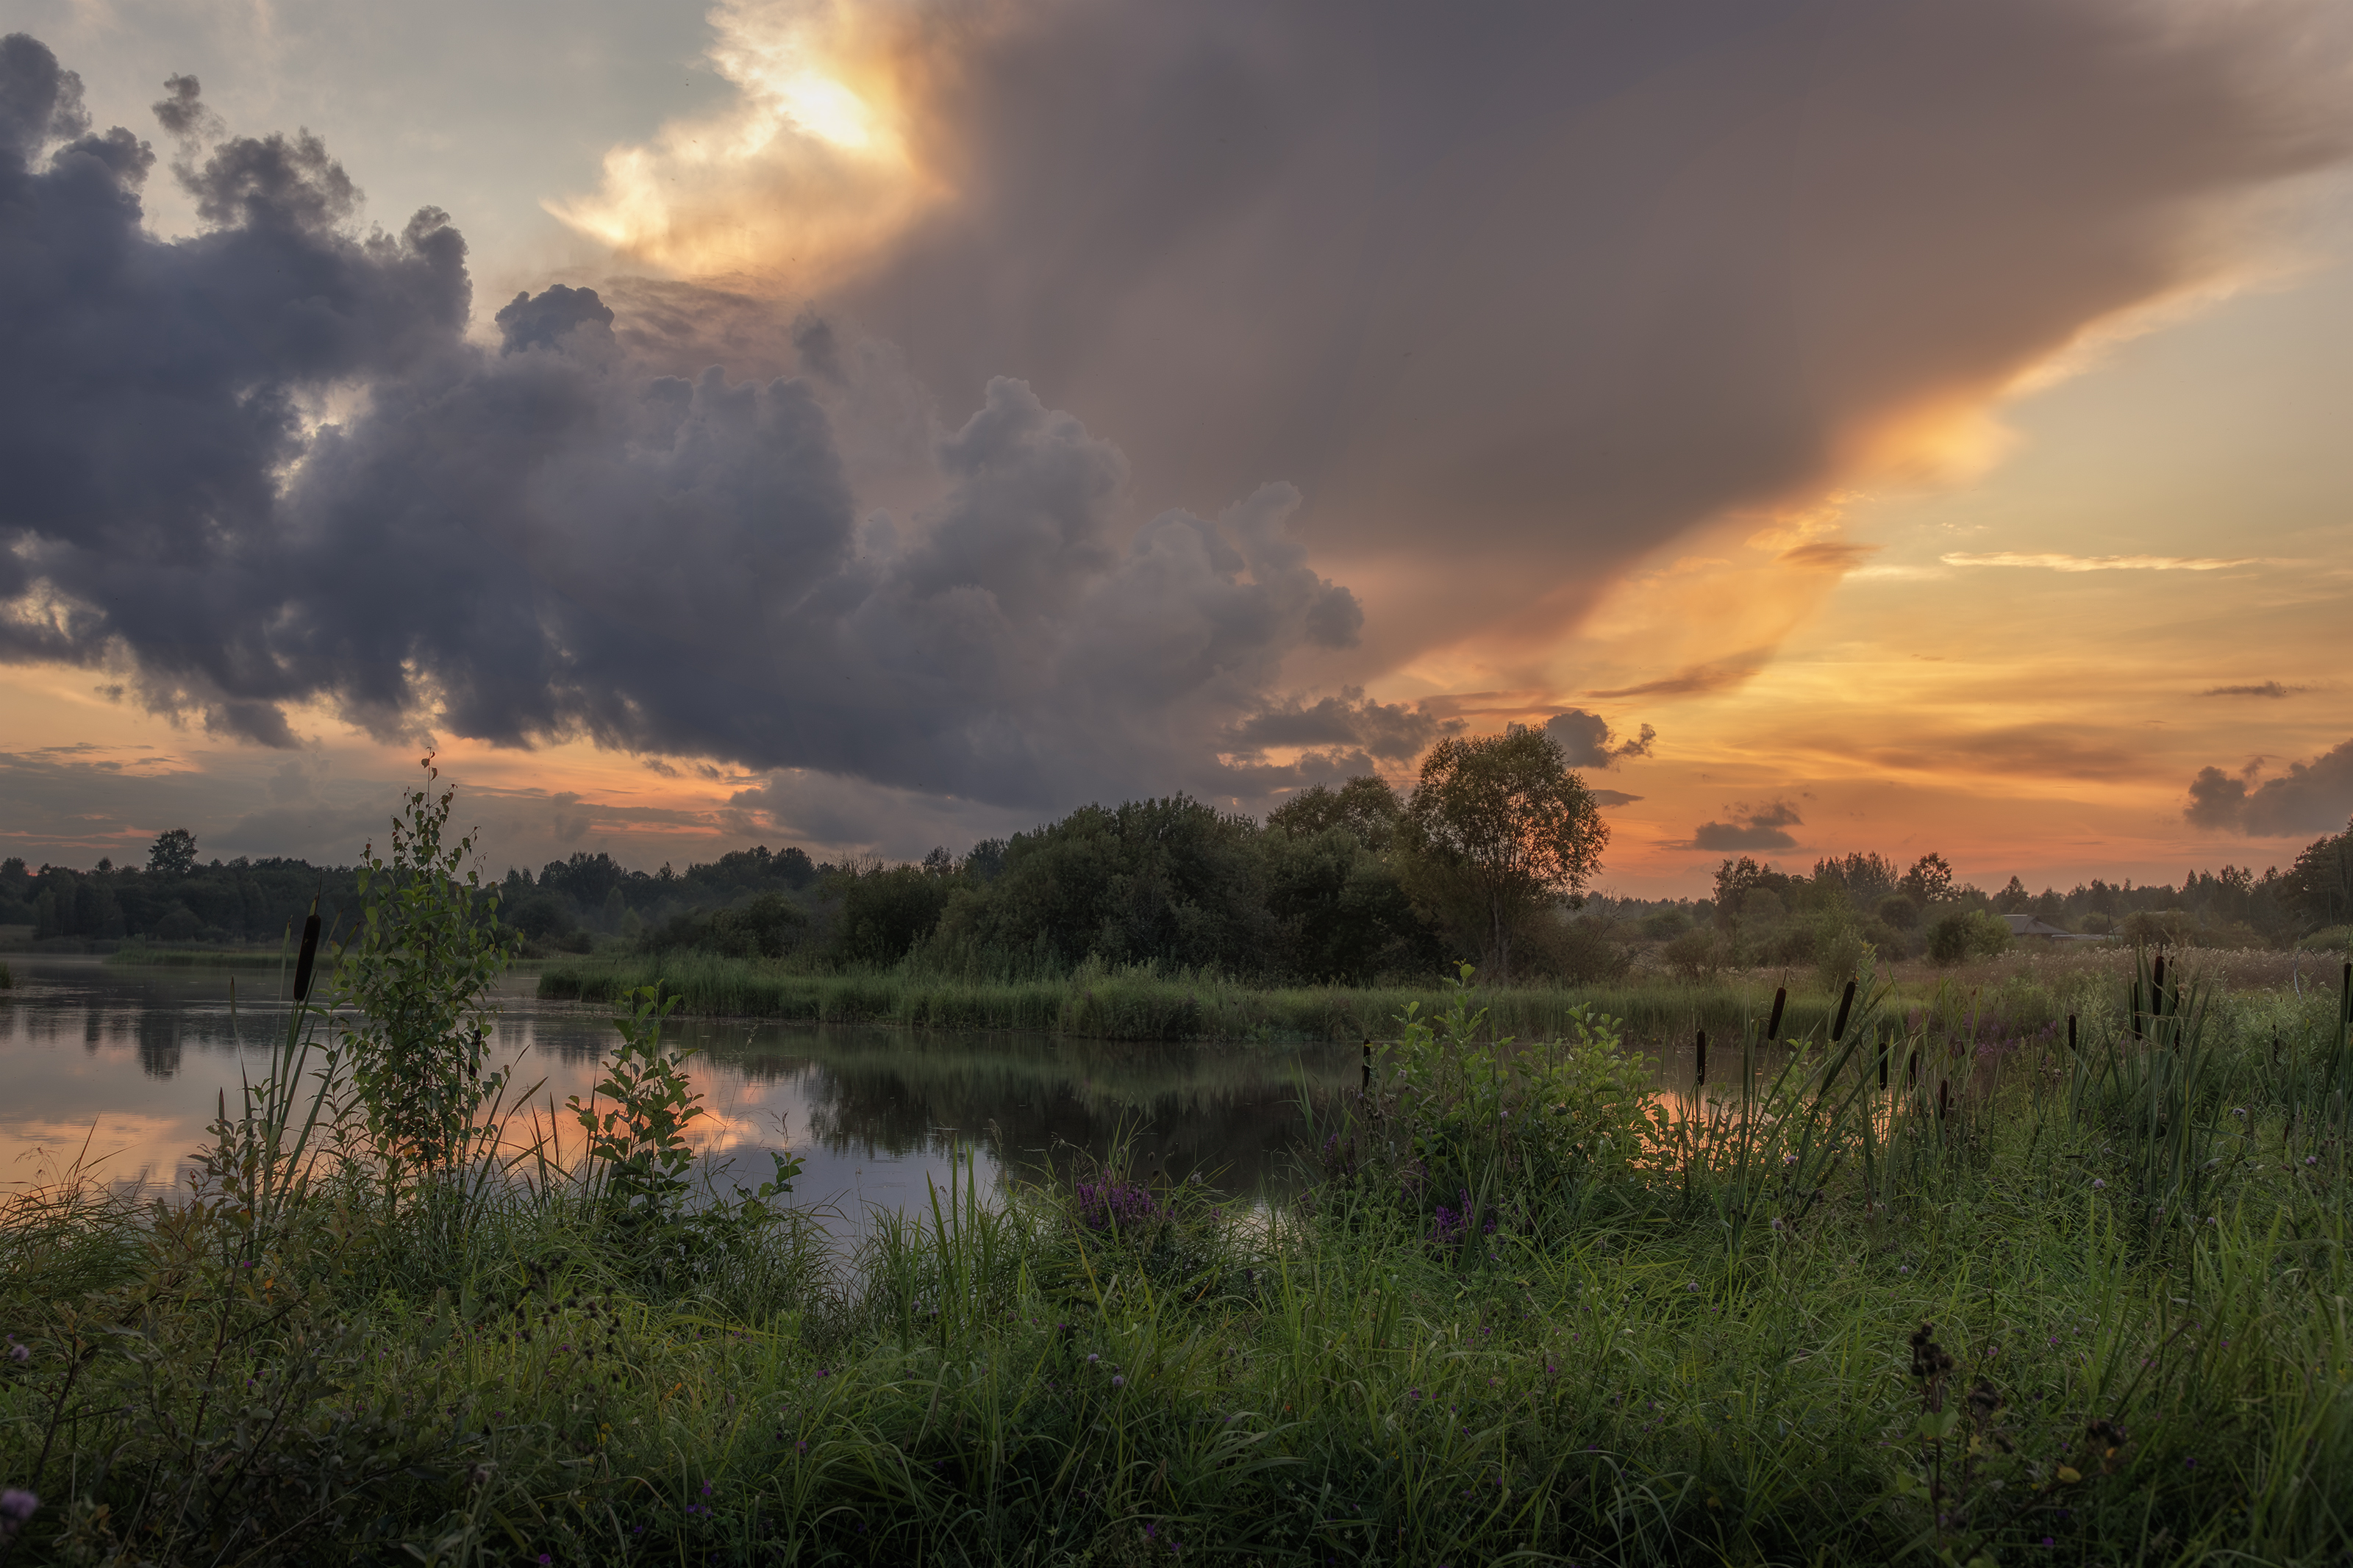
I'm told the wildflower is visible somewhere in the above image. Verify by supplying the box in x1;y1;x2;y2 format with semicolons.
0;1489;38;1537
7;1342;27;1364
538;1556;552;1566
1112;1375;1126;1388
2091;1179;2106;1190
1088;1353;1101;1364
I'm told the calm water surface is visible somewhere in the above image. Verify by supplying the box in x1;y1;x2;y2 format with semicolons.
0;958;1352;1228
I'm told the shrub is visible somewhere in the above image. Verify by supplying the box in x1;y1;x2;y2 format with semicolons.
1519;912;1632;984
334;756;513;1184
1355;966;1662;1247
1660;926;1725;980
1927;909;2012;967
645;889;810;959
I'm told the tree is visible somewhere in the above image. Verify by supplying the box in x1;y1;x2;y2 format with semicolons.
147;828;199;878
1267;776;1408;853
1899;853;1955;903
1813;851;1897;906
1711;856;1790;926
1404;728;1607;981
2281;820;2353;932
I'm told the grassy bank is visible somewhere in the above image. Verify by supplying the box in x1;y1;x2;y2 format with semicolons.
539;951;1872;1045
4;962;2350;1564
102;941;303;970
535;944;2254;1048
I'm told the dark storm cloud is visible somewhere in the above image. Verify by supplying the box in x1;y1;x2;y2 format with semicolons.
0;37;1365;812
1543;710;1655;770
2184;739;2353;836
842;0;2349;654
1679;801;1804;852
1221;690;1454;762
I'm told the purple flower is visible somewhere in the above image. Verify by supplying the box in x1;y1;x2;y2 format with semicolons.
6;1342;27;1364
1112;1375;1126;1388
0;1489;38;1533
1076;1179;1165;1232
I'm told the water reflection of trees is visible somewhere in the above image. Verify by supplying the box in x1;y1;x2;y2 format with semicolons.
702;1030;1354;1197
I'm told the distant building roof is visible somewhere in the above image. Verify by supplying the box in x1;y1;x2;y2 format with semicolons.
2002;912;2097;939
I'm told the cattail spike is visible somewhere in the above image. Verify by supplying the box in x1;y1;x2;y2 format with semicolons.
1831;979;1856;1042
1695;1029;1708;1089
1765;987;1786;1042
292;895;323;1005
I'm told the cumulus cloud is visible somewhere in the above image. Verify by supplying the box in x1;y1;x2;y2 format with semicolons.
1679;800;1804;852
2183;739;2353;836
0;39;1368;815
1542;710;1656;770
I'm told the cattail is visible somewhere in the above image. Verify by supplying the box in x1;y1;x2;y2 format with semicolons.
2066;1014;2077;1056
1937;1079;1950;1121
1877;1031;1889;1090
1360;1039;1372;1093
1695;1029;1708;1089
292;897;323;1005
1765;987;1787;1042
1831;979;1856;1042
2152;953;2167;996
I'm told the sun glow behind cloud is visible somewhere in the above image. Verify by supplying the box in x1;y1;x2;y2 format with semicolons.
543;0;935;284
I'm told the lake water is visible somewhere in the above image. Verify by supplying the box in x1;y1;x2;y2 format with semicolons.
0;958;1354;1229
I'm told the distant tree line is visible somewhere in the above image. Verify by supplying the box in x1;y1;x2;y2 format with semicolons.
7;761;2351;981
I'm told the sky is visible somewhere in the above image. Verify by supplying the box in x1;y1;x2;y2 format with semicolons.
2;0;2351;898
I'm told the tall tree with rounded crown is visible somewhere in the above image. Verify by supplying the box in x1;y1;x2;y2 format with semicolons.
1405;728;1607;982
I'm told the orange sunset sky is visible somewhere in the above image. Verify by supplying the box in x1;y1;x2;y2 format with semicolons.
3;0;2351;898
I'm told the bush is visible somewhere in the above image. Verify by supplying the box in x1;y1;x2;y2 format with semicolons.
1639;906;1692;942
1757;920;1817;966
1342;966;1662;1247
832;864;951;965
1926;909;2011;967
645;890;810;959
1660;926;1726;980
1518;912;1631;984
